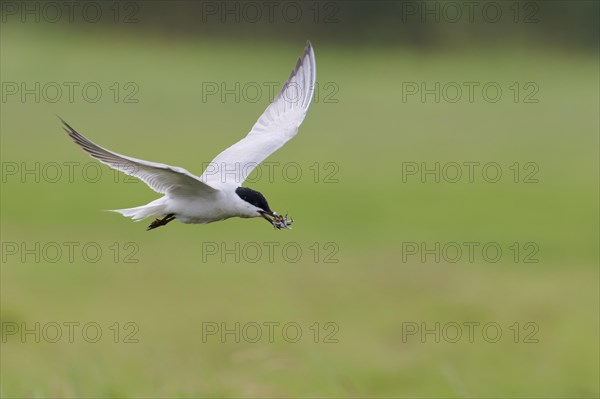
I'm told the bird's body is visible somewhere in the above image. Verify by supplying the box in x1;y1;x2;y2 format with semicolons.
118;187;269;224
62;42;316;230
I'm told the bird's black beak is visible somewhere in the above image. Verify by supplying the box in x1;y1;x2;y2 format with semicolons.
258;210;274;225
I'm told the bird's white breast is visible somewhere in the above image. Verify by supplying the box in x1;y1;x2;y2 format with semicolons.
164;188;257;224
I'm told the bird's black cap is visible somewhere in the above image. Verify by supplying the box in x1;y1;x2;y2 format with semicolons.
235;187;274;216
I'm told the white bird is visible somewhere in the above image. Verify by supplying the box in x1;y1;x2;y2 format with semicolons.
62;41;316;230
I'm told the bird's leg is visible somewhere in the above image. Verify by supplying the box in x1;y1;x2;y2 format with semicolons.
147;214;176;231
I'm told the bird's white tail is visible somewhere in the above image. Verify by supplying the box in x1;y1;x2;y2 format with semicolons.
110;198;166;221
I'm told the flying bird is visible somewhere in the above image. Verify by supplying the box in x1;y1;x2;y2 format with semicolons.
62;41;316;230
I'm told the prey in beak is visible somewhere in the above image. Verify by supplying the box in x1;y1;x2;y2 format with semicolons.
259;210;275;225
258;211;293;230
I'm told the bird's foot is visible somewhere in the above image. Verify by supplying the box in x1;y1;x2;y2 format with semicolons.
147;214;176;231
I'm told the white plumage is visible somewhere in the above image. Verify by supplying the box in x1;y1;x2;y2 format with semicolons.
62;41;316;230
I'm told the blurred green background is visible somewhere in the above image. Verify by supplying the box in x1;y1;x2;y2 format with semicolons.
1;1;598;397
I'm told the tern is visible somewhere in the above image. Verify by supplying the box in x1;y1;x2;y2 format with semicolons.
62;41;316;230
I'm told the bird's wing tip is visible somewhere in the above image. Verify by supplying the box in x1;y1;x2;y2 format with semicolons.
305;41;314;58
58;116;76;134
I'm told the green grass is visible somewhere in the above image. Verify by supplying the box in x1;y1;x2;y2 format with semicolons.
1;25;598;397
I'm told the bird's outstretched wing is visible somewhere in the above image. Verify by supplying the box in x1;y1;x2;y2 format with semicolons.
62;119;217;197
200;41;316;187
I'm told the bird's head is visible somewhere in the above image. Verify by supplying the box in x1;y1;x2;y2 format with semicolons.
235;187;293;229
235;186;275;224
